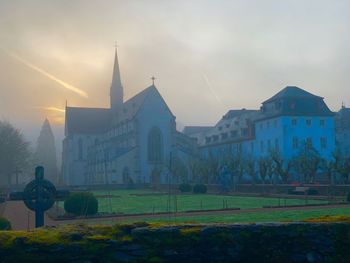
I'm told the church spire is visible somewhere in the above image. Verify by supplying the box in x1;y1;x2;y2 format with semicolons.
110;44;123;111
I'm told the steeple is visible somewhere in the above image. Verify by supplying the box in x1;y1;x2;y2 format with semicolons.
110;45;123;111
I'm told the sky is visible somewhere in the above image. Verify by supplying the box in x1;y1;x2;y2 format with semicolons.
0;0;350;164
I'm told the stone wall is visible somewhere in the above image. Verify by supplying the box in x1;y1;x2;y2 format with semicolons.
0;222;350;262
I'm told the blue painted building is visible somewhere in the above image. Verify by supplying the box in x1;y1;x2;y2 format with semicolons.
185;86;336;182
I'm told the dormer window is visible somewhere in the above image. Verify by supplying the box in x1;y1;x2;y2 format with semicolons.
306;119;312;127
221;133;228;140
218;126;223;131
290;101;296;109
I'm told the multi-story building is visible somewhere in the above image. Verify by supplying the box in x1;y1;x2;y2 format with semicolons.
185;86;336;181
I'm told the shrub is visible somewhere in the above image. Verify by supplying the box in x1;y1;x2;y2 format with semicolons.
193;184;207;194
179;183;192;193
64;192;98;216
0;217;11;230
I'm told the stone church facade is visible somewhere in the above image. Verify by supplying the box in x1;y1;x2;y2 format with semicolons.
62;49;196;186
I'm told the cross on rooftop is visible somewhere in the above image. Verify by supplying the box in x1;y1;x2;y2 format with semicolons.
151;76;156;85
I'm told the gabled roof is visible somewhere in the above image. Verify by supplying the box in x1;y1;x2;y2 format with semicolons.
119;85;174;120
263;86;322;104
65;107;111;135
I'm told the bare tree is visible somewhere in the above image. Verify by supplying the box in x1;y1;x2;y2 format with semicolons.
292;143;322;183
271;150;292;184
198;154;219;184
226;153;245;184
245;156;257;184
0;121;32;185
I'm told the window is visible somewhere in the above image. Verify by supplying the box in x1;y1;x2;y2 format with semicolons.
205;137;211;144
267;121;270;128
218;126;223;131
320;137;327;149
292;137;298;149
320;119;325;127
148;127;163;164
267;139;271;151
260;123;263;129
230;130;238;138
306;119;312;126
292;119;297;126
274;120;278;128
290;101;296;109
213;135;219;142
221;133;228;140
260;141;264;152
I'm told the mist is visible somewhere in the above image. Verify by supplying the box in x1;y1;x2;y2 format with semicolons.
1;0;350;166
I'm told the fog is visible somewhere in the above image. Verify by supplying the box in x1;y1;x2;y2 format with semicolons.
1;0;350;166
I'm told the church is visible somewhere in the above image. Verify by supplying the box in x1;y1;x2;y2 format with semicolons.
62;49;196;186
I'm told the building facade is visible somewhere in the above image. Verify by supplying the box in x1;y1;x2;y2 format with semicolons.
185;86;336;182
62;49;196;186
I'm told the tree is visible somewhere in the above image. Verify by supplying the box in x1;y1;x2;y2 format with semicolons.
258;158;268;184
245;156;257;184
0;121;32;185
292;143;322;183
187;156;201;183
226;153;244;184
271;150;292;184
198;154;219;184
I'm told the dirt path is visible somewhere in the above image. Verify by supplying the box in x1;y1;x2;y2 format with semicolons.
3;202;350;230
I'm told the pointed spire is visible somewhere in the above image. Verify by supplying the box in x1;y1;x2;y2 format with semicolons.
110;44;124;111
112;44;122;88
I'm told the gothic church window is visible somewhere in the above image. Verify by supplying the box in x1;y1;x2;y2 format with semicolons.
148;127;163;163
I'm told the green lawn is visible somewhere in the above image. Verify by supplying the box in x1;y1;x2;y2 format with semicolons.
79;189;327;215
86;207;350;225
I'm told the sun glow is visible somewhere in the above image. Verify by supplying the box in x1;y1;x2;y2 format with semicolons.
0;47;88;98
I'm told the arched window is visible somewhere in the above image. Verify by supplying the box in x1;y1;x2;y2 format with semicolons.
148;127;163;164
78;138;83;160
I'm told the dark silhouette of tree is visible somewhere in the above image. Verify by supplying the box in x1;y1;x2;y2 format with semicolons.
271;150;292;184
0;121;31;185
226;153;244;184
292;143;322;183
245;156;257;184
258;158;269;184
198;153;219;184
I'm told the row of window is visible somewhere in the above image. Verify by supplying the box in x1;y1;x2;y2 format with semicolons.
292;137;327;149
259;118;326;130
255;136;328;153
291;118;325;127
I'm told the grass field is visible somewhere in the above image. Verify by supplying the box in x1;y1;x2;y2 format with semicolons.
82;189;327;215
84;207;350;225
